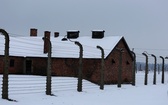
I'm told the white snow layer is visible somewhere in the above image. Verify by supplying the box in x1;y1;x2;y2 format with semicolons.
0;35;122;58
0;72;168;105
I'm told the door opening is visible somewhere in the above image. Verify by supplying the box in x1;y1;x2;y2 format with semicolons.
26;60;32;74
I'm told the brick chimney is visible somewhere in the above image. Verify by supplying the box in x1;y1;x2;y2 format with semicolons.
30;28;37;36
54;32;59;37
92;30;105;39
44;31;51;54
67;30;79;39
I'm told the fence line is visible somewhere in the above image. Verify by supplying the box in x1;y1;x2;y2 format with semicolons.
0;71;167;96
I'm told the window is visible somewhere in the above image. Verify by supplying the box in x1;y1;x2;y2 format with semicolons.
111;59;115;65
126;61;130;65
10;59;15;67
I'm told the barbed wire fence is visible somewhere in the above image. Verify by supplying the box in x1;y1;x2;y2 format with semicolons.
0;31;168;100
0;71;167;98
0;75;100;97
8;75;46;95
0;31;102;100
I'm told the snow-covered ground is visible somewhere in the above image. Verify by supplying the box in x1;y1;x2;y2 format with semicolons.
0;71;168;105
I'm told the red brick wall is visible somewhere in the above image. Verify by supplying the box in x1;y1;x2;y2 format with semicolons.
50;58;102;84
50;38;133;84
104;39;133;84
30;57;47;75
0;56;24;74
51;58;78;76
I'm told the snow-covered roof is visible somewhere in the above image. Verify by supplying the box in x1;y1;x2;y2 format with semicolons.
0;35;123;59
92;30;105;32
67;30;79;32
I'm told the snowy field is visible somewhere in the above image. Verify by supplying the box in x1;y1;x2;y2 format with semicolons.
0;71;168;105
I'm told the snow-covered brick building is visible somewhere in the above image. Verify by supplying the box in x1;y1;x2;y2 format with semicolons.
0;29;134;84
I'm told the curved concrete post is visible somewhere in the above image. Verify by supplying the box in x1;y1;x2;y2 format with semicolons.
42;37;52;95
160;56;164;84
151;54;157;85
97;45;105;90
75;41;83;92
131;51;136;86
142;52;148;85
0;29;9;99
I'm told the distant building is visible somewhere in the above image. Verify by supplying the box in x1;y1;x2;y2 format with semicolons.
0;29;133;84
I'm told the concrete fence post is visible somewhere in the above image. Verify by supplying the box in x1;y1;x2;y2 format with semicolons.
61;36;83;92
142;52;148;85
160;56;164;84
0;29;9;99
131;51;136;86
97;46;105;90
116;48;124;88
42;37;52;95
75;41;83;92
151;54;157;85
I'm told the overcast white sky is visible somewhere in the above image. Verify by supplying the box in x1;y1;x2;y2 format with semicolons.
1;0;168;62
